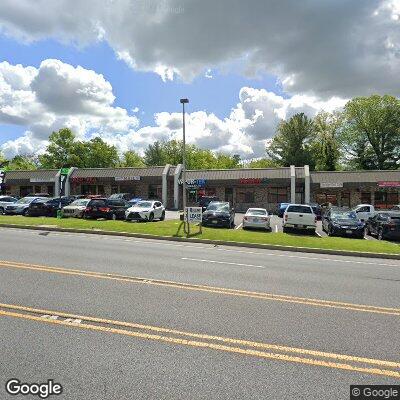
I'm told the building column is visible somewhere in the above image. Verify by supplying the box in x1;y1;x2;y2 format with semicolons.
54;170;61;197
290;165;296;203
65;167;76;197
173;164;183;210
304;165;310;204
162;164;171;206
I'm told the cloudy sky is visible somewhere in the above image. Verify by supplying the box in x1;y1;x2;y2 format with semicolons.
0;0;399;159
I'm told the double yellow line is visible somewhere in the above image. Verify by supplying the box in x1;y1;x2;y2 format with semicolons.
0;260;399;316
0;302;399;378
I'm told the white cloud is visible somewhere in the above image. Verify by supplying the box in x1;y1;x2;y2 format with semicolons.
0;1;399;98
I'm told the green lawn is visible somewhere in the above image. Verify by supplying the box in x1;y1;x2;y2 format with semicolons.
0;215;399;255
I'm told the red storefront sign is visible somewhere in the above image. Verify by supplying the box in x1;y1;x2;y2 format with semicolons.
377;181;400;188
239;178;268;185
71;177;97;184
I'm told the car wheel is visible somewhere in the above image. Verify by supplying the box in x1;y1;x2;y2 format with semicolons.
148;212;154;222
111;213;117;221
0;207;4;215
377;229;384;241
83;213;91;220
22;209;28;216
160;211;165;221
365;226;370;236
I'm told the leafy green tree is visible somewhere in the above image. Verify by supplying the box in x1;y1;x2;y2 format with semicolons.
267;113;315;168
120;150;145;167
0;152;7;168
81;137;120;168
245;158;279;168
39;128;80;168
144;141;166;166
311;112;341;171
340;95;400;170
7;155;38;170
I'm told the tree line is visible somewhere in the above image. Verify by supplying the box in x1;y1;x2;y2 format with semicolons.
1;95;399;171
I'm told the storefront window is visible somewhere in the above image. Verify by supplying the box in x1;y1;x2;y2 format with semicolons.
148;185;162;199
341;192;350;207
375;191;399;209
268;187;288;204
361;191;371;204
236;189;255;203
82;185;97;195
97;185;105;195
205;188;216;196
20;186;33;197
34;185;41;193
47;186;54;196
316;193;338;205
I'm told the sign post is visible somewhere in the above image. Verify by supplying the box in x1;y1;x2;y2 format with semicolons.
57;168;71;218
184;206;202;237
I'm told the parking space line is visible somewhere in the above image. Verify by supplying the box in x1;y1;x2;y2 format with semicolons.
235;223;242;230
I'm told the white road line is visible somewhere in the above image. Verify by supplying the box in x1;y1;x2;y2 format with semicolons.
315;231;322;237
181;257;265;269
275;225;278;233
235;223;243;230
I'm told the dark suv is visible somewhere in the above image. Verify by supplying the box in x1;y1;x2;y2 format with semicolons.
201;201;235;228
27;197;74;217
83;198;130;220
365;212;400;240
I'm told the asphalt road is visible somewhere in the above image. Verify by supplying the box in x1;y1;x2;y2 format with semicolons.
0;227;399;399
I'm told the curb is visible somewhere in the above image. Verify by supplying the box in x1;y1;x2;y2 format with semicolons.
0;223;399;260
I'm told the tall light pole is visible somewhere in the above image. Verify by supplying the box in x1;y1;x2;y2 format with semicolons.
180;98;189;232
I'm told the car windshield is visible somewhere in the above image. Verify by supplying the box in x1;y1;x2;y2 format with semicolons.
247;209;267;216
136;201;153;208
332;212;357;219
207;202;228;211
286;205;312;213
71;199;89;206
16;197;35;204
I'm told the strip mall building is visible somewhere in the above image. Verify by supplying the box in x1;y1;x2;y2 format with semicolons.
2;165;400;212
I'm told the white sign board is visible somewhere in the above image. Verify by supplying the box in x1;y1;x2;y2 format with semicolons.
320;182;343;188
115;176;141;181
30;178;55;183
186;207;202;223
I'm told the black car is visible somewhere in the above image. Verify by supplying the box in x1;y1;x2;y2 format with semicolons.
83;198;130;220
109;193;134;201
322;209;364;238
198;196;220;212
201;201;235;228
365;212;400;240
310;203;322;220
27;197;74;217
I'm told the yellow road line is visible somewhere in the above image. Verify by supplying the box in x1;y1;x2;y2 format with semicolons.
0;302;399;370
0;308;399;379
0;260;399;316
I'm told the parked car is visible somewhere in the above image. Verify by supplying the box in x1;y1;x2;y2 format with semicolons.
322;209;364;238
83;198;130;220
242;208;270;231
282;204;316;233
365;211;400;240
198;196;220;211
201;201;235;228
109;193;134;201
310;203;322;220
26;193;51;197
62;198;91;218
0;196;18;214
392;205;400;211
352;204;375;222
27;197;74;217
125;200;165;222
4;196;48;215
277;202;290;218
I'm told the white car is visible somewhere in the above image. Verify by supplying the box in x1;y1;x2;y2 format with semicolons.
125;200;165;222
352;204;375;221
242;208;270;230
0;195;18;214
282;204;317;233
62;199;91;218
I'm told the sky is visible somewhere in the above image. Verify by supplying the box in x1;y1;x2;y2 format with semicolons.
0;0;399;160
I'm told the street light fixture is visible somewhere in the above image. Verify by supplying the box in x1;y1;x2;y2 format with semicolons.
180;98;189;233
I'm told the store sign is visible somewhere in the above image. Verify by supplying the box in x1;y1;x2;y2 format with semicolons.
320;182;343;188
115;176;141;181
238;178;268;185
70;177;97;184
377;181;400;188
30;178;56;183
60;167;71;176
178;179;206;187
185;207;202;223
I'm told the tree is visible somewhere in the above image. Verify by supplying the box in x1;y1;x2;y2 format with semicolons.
340;95;400;170
144;141;166;166
0;152;7;168
267;113;315;168
81;137;120;168
7;155;38;170
311;112;341;171
39;128;80;168
120;150;145;167
245;158;279;168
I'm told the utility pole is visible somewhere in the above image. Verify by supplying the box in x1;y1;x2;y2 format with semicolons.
180;98;189;235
